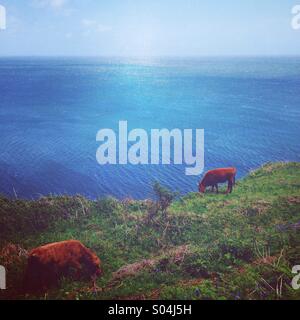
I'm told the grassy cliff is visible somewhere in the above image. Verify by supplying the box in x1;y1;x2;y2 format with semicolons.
1;162;300;300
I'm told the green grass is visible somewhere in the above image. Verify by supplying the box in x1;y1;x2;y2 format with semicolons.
1;162;300;300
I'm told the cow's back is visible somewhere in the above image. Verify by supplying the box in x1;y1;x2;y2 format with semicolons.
29;240;84;266
203;168;236;185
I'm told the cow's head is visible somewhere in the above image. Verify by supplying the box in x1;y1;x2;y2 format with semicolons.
94;263;103;277
199;183;206;193
86;251;103;278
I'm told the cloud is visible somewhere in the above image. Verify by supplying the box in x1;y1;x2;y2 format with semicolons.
81;19;112;34
81;19;96;27
32;0;69;10
31;0;75;17
65;32;73;39
48;0;68;8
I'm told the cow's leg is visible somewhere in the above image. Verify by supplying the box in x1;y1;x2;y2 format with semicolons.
215;184;219;194
226;180;233;194
89;274;102;293
230;177;235;193
211;186;215;192
226;181;231;194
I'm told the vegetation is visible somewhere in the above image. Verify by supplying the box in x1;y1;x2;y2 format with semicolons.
0;162;300;300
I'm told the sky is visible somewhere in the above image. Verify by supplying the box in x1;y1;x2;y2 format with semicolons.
0;0;300;56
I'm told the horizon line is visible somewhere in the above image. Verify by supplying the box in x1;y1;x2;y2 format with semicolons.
0;54;300;59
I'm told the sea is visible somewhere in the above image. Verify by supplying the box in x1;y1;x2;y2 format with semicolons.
0;57;299;199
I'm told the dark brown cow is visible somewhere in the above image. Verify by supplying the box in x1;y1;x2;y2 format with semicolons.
199;168;237;194
24;240;102;293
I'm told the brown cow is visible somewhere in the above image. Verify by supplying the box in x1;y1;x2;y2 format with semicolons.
23;240;102;293
199;168;237;194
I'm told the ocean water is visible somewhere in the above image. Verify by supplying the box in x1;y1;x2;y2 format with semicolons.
0;57;299;200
